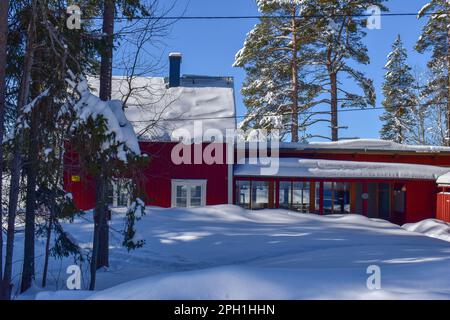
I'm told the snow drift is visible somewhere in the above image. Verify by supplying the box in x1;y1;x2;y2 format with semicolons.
30;205;450;300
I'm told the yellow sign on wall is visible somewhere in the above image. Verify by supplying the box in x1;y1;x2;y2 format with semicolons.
71;175;81;182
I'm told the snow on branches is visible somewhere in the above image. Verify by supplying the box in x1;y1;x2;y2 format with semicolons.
66;71;140;163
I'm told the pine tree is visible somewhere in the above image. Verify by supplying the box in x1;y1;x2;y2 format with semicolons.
234;0;321;142
0;0;8;299
416;0;450;146
379;35;416;144
300;0;386;141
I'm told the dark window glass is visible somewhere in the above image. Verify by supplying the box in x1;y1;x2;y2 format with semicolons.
279;181;292;210
251;181;269;210
236;181;250;209
292;182;310;213
378;183;391;220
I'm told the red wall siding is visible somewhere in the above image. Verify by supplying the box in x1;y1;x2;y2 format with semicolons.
64;142;230;210
437;191;450;222
404;180;438;223
63;148;96;210
139;142;229;207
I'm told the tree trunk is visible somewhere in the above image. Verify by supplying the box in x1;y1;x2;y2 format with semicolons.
20;105;39;293
2;10;34;298
330;71;338;141
100;0;115;101
96;171;108;268
89;171;107;290
93;0;115;273
290;6;299;143
0;0;8;297
41;214;53;288
20;4;39;292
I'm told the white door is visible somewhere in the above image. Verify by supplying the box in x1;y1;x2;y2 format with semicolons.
171;180;207;208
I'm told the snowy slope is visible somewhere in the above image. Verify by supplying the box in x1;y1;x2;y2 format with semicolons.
27;205;450;300
403;219;450;243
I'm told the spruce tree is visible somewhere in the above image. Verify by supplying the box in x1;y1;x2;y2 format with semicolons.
416;0;450;145
380;35;416;144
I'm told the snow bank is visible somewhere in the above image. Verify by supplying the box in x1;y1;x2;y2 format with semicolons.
30;205;450;300
235;157;450;180
277;139;450;153
403;219;450;243
87;265;448;300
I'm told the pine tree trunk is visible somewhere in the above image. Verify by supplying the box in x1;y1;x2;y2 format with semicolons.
94;0;115;272
20;5;39;292
330;71;338;141
96;171;108;268
290;6;299;143
100;0;114;101
0;0;8;297
41;214;53;288
89;171;107;290
2;11;34;299
21;105;39;293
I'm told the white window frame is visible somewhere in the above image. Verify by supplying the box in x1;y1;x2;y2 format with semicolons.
171;179;207;208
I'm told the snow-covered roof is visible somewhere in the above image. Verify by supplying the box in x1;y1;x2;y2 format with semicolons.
277;139;450;154
234;158;450;181
437;172;450;185
88;75;236;142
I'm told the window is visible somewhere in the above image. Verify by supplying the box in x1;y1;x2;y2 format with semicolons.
323;182;350;214
334;182;350;214
251;181;269;209
106;178;132;207
315;182;321;214
378;183;391;220
323;182;333;214
171;180;206;208
292;182;310;213
278;181;311;213
279;181;292;210
236;181;250;209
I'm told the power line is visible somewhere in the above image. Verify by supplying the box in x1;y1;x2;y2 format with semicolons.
85;11;443;21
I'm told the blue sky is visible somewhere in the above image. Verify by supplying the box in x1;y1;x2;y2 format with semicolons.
128;0;432;141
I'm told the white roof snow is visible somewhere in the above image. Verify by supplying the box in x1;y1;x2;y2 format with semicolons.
278;139;450;153
437;172;450;185
234;158;450;181
88;76;236;142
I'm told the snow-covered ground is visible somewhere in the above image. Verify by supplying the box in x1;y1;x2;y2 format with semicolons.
403;219;450;243
9;205;450;300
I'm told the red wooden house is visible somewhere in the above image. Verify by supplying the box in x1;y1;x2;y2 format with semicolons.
64;53;450;224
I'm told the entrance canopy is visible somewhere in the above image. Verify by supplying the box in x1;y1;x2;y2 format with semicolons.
235;158;450;181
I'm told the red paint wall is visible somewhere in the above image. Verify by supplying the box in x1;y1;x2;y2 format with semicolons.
139;142;229;207
437;188;450;222
404;180;438;223
63;149;96;210
64;142;230;210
